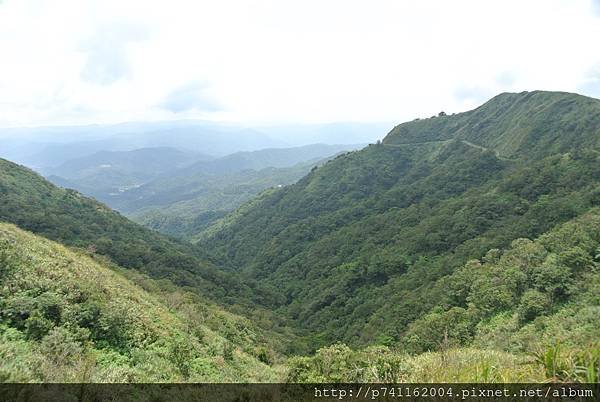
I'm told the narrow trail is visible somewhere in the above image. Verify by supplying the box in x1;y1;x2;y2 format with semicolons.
382;139;514;161
459;140;513;161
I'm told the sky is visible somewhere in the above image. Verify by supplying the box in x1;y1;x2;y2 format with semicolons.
0;0;599;128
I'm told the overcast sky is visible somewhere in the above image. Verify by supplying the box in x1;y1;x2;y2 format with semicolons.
1;0;599;128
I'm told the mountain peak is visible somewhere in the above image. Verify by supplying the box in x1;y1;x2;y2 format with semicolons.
383;90;600;159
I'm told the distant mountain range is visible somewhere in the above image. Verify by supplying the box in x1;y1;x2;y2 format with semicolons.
44;143;364;237
0;120;388;171
46;147;210;195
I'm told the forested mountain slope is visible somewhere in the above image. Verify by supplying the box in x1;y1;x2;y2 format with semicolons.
1;211;597;383
171;144;362;175
197;91;600;350
44;144;362;239
0;158;277;309
50;147;209;182
287;209;599;382
0;90;599;383
0;224;279;382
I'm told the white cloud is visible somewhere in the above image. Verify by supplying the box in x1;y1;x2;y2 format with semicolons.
0;0;599;127
79;22;148;85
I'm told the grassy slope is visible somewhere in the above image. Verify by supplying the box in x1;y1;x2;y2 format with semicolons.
1;90;598;383
3;211;597;383
384;90;600;160
0;223;280;382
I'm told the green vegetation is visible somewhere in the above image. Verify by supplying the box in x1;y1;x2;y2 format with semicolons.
384;91;600;160
0;158;278;309
47;144;359;239
287;344;599;383
1;90;599;383
198;91;600;352
0;224;280;382
46;147;209;202
287;209;600;382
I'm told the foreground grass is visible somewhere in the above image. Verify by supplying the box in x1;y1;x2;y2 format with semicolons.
0;223;279;382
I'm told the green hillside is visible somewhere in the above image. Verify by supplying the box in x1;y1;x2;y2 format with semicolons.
0;223;279;382
384;91;600;160
0;158;277;309
197;91;600;351
45;144;361;239
1;212;598;383
288;209;600;382
102;144;361;214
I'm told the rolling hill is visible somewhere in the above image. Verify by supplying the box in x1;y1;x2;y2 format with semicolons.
130;157;338;239
0;121;285;170
0;120;385;171
46;147;211;202
95;144;364;213
384;91;600;159
45;144;362;238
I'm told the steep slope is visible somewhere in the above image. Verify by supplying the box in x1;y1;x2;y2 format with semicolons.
384;91;600;160
0;224;279;382
197;91;600;350
0;158;276;309
288;209;600;382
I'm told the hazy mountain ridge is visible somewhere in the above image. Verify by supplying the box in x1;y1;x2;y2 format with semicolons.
43;144;363;238
43;143;363;217
44;147;210;201
50;147;211;180
0;121;385;170
130;155;345;239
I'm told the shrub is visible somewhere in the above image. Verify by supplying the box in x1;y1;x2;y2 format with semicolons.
517;290;551;323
